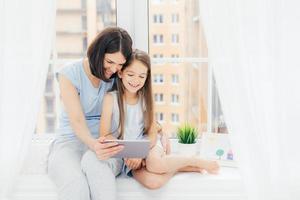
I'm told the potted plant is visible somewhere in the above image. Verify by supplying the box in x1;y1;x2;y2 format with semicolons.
177;123;199;155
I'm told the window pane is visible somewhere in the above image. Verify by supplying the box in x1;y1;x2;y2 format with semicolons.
36;0;117;134
149;0;227;137
149;0;207;58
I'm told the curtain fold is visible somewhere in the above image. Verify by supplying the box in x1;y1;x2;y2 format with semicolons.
0;0;56;199
199;0;300;199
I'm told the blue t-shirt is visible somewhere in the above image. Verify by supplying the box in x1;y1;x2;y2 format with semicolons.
55;59;113;141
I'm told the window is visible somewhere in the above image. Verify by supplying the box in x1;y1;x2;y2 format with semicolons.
171;113;179;123
153;54;164;58
153;54;164;65
148;0;228;137
153;14;163;23
153;34;164;44
155;112;164;123
36;0;117;134
171;94;179;104
38;0;228;137
171;34;179;44
154;93;164;103
171;74;179;84
171;54;179;64
153;74;164;84
171;13;179;23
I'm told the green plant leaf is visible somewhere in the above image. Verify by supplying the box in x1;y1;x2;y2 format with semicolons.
177;123;198;144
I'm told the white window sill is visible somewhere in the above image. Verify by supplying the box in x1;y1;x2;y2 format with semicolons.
13;168;246;200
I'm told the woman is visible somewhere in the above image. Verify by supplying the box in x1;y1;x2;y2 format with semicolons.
47;27;133;200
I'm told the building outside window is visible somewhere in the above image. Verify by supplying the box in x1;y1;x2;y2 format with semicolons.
153;34;164;44
153;54;164;58
171;74;179;84
153;74;164;84
171;94;180;104
155;112;164;123
171;113;179;123
171;13;179;23
153;14;163;23
154;93;164;103
171;34;179;44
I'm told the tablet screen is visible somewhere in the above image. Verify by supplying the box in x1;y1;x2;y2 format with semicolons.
104;140;150;158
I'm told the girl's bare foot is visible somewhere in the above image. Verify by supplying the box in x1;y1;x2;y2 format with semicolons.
178;166;205;174
205;161;219;174
195;158;220;174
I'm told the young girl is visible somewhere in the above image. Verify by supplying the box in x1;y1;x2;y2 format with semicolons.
100;49;219;189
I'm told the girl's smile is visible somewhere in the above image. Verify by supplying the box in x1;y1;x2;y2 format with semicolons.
118;60;148;94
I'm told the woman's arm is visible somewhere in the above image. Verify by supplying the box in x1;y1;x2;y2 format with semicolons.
59;75;123;159
59;74;96;149
99;93;117;140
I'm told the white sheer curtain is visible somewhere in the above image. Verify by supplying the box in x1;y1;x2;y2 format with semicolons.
0;0;56;199
199;0;300;200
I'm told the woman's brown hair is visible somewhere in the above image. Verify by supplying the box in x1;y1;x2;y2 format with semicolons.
87;27;133;82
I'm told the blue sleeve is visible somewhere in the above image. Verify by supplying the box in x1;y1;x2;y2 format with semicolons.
55;63;80;93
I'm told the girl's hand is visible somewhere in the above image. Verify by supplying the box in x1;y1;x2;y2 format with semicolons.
124;158;143;170
159;130;171;155
91;137;124;160
156;121;171;154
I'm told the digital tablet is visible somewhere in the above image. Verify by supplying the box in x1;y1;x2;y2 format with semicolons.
104;139;150;158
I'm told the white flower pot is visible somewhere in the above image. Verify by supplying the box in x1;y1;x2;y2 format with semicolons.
178;141;199;156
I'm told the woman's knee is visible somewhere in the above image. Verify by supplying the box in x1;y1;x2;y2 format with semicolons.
81;150;99;171
81;150;122;176
48;164;90;200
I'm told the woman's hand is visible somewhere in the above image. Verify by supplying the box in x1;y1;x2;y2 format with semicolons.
90;137;124;160
124;158;143;170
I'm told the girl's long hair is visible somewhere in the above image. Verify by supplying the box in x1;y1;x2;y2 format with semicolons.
113;49;153;139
